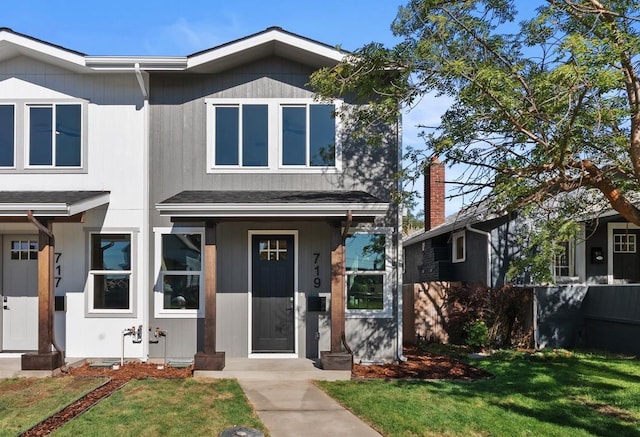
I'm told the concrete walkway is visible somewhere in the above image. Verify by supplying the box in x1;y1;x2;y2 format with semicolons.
196;358;382;437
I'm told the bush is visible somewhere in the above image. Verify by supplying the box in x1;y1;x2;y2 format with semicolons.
466;320;489;351
445;284;533;348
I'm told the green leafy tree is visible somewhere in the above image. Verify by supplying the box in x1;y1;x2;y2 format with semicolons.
311;0;640;282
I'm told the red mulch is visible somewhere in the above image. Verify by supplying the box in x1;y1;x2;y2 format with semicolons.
351;346;492;380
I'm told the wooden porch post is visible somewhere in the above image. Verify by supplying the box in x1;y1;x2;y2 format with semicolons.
320;221;353;370
194;220;225;370
22;218;63;370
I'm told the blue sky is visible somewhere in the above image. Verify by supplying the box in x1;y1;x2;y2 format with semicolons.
2;0;494;216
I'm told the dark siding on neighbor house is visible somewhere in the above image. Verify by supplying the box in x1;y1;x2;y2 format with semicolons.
536;285;640;356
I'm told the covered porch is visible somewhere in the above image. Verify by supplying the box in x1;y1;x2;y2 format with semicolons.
156;190;389;370
0;191;110;370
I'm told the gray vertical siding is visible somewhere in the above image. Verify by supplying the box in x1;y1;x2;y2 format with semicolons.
148;55;399;360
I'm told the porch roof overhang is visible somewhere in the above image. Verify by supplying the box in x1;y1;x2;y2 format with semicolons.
156;190;389;219
0;191;110;217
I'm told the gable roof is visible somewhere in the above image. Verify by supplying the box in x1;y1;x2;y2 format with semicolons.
0;27;89;72
186;27;348;73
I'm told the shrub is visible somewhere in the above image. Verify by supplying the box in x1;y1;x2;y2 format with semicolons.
466;320;489;351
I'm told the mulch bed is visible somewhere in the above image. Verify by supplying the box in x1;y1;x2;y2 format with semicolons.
351;346;492;380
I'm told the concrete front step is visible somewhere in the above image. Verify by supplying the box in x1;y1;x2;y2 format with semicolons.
194;357;351;381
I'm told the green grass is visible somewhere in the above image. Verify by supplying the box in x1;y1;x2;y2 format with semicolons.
0;376;107;436
54;378;266;436
317;349;640;436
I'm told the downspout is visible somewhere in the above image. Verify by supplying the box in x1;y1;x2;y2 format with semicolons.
135;62;150;361
26;211;64;360
466;224;492;287
396;112;407;362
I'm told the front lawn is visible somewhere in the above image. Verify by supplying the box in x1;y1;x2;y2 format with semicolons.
318;349;640;436
54;378;266;436
0;376;107;436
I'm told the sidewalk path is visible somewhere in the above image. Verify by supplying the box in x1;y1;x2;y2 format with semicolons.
238;379;382;437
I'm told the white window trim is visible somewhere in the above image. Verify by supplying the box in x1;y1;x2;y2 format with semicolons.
345;226;393;319
552;240;576;279
452;230;466;263
205;98;342;174
0;103;16;169
247;230;299;358
87;231;135;316
153;226;205;318
24;102;85;169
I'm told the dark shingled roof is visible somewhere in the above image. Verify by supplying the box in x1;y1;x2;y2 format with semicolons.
0;191;110;204
159;190;384;204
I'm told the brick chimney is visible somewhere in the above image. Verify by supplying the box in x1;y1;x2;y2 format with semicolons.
424;157;445;230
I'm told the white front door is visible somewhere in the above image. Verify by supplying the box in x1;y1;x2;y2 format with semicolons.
2;235;38;350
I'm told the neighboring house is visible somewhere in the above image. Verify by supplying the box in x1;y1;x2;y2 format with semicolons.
405;161;640;287
0;27;402;371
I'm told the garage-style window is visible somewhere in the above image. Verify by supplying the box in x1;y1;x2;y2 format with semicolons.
28;104;82;167
345;229;392;317
89;234;131;311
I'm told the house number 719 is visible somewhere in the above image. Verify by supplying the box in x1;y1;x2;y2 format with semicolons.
313;252;321;288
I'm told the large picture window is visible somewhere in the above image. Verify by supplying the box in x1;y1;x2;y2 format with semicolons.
28;104;81;167
89;234;131;311
154;228;204;317
206;99;339;172
0;105;15;167
345;229;392;316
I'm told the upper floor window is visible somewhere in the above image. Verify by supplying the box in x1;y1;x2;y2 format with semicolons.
0;105;15;167
206;99;340;172
0;101;86;172
345;228;392;318
28;104;81;167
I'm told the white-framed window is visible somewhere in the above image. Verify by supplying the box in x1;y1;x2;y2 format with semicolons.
0;104;15;168
345;227;392;318
154;227;204;318
26;103;82;168
553;241;575;277
613;233;636;253
206;98;341;172
452;230;466;263
88;233;132;314
10;239;38;260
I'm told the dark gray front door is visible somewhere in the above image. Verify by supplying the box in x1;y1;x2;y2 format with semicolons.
252;235;294;353
612;229;640;283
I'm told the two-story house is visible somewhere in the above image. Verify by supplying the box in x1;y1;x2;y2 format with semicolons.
0;27;403;371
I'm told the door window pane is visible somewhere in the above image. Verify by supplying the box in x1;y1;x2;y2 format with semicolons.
29;107;53;165
242;105;268;166
0;105;14;167
282;106;306;165
215;106;239;165
55;105;81;166
310;104;335;166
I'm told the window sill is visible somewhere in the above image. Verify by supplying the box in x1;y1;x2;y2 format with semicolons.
346;309;392;319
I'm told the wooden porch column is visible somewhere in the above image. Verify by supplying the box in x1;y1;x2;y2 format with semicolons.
320;221;353;370
330;223;345;353
22;218;63;370
194;220;225;370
